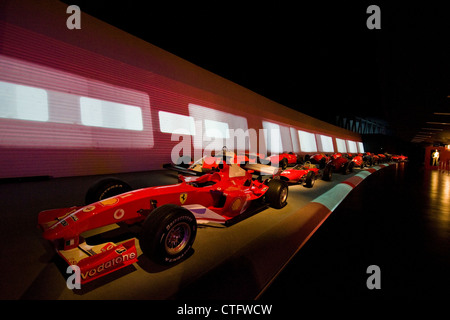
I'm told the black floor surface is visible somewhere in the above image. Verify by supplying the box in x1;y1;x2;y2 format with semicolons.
260;162;450;300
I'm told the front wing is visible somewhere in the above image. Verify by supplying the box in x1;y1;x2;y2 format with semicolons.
60;239;137;285
39;194;262;286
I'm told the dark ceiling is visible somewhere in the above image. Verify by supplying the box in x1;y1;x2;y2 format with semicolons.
64;1;450;147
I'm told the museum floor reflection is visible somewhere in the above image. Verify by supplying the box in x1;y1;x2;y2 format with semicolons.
260;162;450;300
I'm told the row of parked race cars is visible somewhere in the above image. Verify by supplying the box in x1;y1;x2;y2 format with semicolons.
38;147;407;285
280;151;408;186
172;150;408;188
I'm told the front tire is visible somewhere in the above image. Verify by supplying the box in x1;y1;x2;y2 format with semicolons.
342;161;354;174
265;179;288;209
322;165;333;181
139;204;197;265
304;171;316;188
85;178;132;205
280;158;288;170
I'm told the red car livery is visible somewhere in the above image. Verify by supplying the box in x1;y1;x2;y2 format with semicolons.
347;153;365;168
266;152;298;169
280;163;321;187
38;161;288;285
392;154;408;162
326;153;355;174
169;151;265;174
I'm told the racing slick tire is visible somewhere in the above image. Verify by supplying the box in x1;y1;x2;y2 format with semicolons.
265;179;288;209
318;157;327;169
343;161;355;174
280;158;288;170
304;171;316;188
85;178;132;205
322;164;333;181
139;204;197;265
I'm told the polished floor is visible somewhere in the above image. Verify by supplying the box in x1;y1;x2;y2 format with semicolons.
260;162;450;300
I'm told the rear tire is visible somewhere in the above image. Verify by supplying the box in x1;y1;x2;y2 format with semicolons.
265;179;288;209
342;161;354;174
139;204;197;265
304;171;316;188
322;165;333;181
280;158;288;170
176;156;192;168
318;158;327;169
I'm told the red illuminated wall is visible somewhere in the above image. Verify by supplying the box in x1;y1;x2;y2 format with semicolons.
0;0;362;179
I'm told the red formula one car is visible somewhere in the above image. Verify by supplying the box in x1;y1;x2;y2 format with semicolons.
167;150;270;177
347;153;365;168
38;161;288;284
280;162;324;187
308;153;330;168
266;152;298;169
169;150;249;173
363;152;381;166
307;153;354;175
392;154;408;162
328;153;355;174
377;153;387;163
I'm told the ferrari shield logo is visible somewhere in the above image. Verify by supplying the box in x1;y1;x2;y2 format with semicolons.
180;193;188;204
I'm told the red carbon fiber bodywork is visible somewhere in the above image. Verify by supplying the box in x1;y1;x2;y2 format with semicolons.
38;162;277;284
